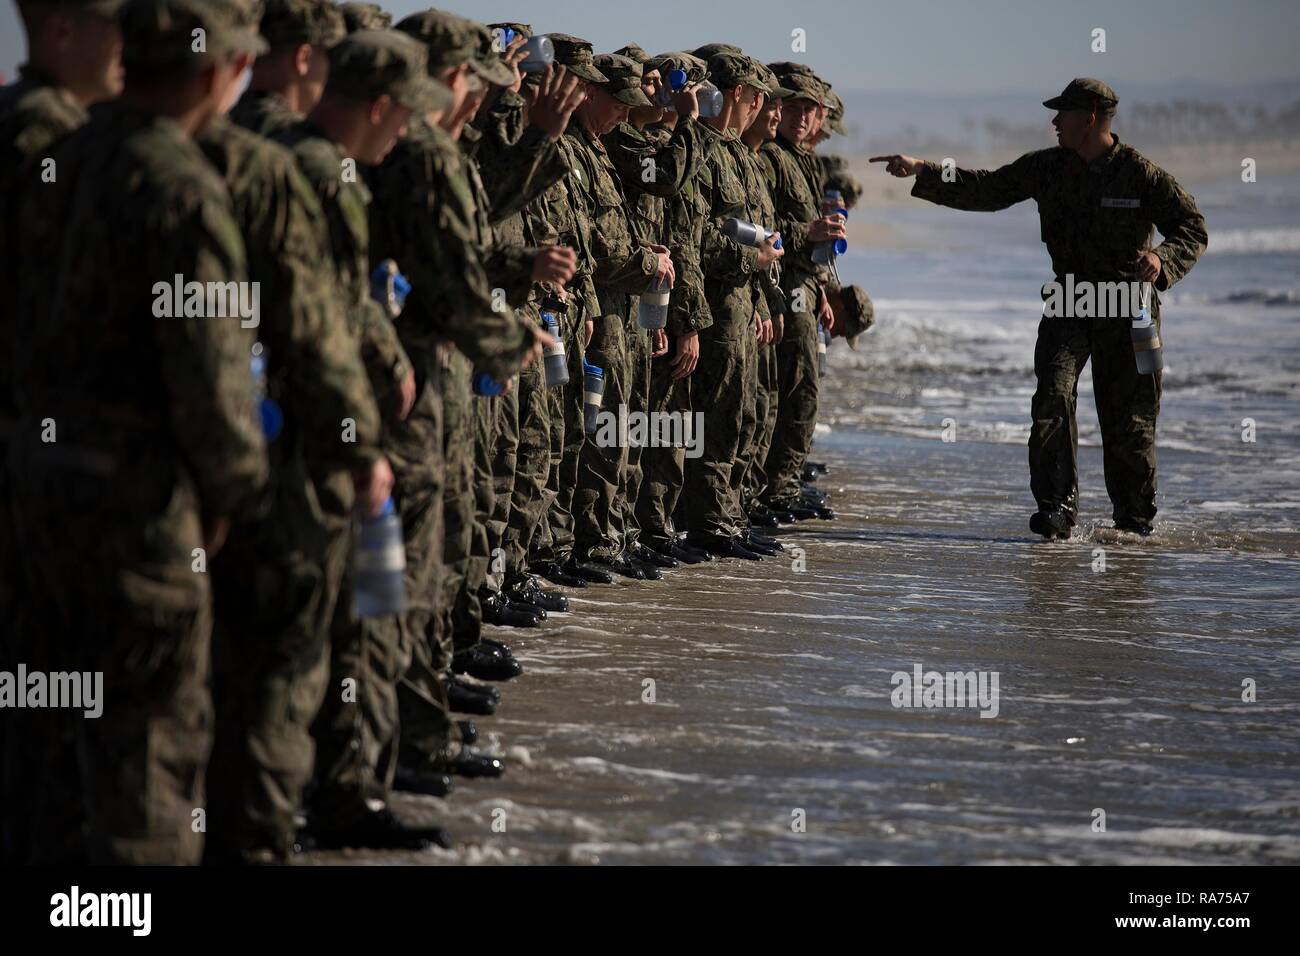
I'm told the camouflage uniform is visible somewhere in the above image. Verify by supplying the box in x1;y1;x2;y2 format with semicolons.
759;66;833;508
339;1;391;33
229;0;346;138
602;112;706;553
910;83;1206;527
370;9;531;768
7;0;269;865
683;54;774;545
567;55;661;563
275;30;446;827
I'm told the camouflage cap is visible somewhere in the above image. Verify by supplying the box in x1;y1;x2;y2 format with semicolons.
121;0;266;74
613;43;650;65
648;51;707;85
591;53;651;107
548;33;608;83
469;21;516;86
258;0;346;49
708;52;770;95
692;42;741;60
768;60;833;106
396;9;510;85
759;64;797;101
825;88;847;133
838;285;874;348
339;2;391;33
1043;76;1118;112
17;0;128;15
327;29;450;112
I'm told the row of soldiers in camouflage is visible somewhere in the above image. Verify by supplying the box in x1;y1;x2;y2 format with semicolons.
0;0;872;864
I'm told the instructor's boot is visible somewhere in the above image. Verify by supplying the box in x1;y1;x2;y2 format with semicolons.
1030;510;1073;540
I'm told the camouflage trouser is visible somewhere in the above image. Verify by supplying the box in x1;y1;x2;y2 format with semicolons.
616;312;653;552
310;519;404;828
763;307;820;505
434;352;475;663
7;439;212;865
728;321;761;526
386;360;458;768
538;311;587;562
635;344;689;548
748;342;780;504
684;318;749;542
449;389;503;651
207;456;341;863
486;383;519;585
1029;313;1161;526
504;354;551;578
573;306;632;560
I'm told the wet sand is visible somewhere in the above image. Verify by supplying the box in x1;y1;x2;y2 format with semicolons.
308;429;1300;865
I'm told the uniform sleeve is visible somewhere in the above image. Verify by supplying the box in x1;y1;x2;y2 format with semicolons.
271;169;381;471
911;151;1039;212
480;125;569;224
699;156;761;285
1145;166;1208;289
761;149;813;257
604;119;704;200
156;198;268;518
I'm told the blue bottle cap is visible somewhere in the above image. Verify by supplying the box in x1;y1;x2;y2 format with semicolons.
541;311;556;327
773;238;782;250
668;69;687;91
833;238;848;255
473;371;506;396
500;27;515;48
834;206;849;220
260;397;284;440
380;497;395;517
583;360;604;378
393;272;411;299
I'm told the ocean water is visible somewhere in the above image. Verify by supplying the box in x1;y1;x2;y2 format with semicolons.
317;167;1299;866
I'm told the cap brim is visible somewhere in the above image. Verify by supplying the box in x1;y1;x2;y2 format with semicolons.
1042;95;1068;109
469;57;516;87
609;86;652;107
563;61;608;83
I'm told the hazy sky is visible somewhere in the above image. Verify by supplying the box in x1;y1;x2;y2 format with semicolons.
2;0;1298;95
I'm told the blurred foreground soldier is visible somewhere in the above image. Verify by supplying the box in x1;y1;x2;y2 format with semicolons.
230;0;345;136
0;0;127;866
340;1;391;33
7;0;268;865
196;9;394;862
278;29;454;849
872;78;1207;538
819;154;863;209
825;284;874;346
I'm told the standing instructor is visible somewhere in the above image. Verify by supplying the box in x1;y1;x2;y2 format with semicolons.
872;78;1207;539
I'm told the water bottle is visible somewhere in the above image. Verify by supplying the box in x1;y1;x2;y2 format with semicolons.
637;276;670;330
519;35;554;73
822;189;846;217
817;325;829;376
1131;285;1162;375
583;361;604;435
370;259;411;319
542;312;569;387
250;344;284;440
472;370;508;396
811;237;848;265
654;68;689;107
722;217;781;249
695;81;723;119
354;497;408;618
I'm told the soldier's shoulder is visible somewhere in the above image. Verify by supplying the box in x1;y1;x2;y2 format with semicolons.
1115;141;1168;178
118;118;232;227
283;126;344;185
0;80;87;164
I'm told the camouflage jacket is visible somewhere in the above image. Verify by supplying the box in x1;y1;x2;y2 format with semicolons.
697;123;764;333
564;124;660;319
760;132;827;302
367;114;531;382
819;154;863;208
460;128;541;312
18;103;267;518
230;88;302;139
277;120;412;421
0;66;89;425
738;141;786;325
911;137;1208;288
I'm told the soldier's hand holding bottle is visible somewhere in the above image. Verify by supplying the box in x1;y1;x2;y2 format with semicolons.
651;328;668;357
1134;251;1162;283
808;215;846;243
353;457;396;518
649;243;675;287
532;245;577;286
503;33;529;93
756;232;783;269
669;82;699;120
868;153;923;178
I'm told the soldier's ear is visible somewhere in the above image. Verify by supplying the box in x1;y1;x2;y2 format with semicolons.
294;43;314;78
